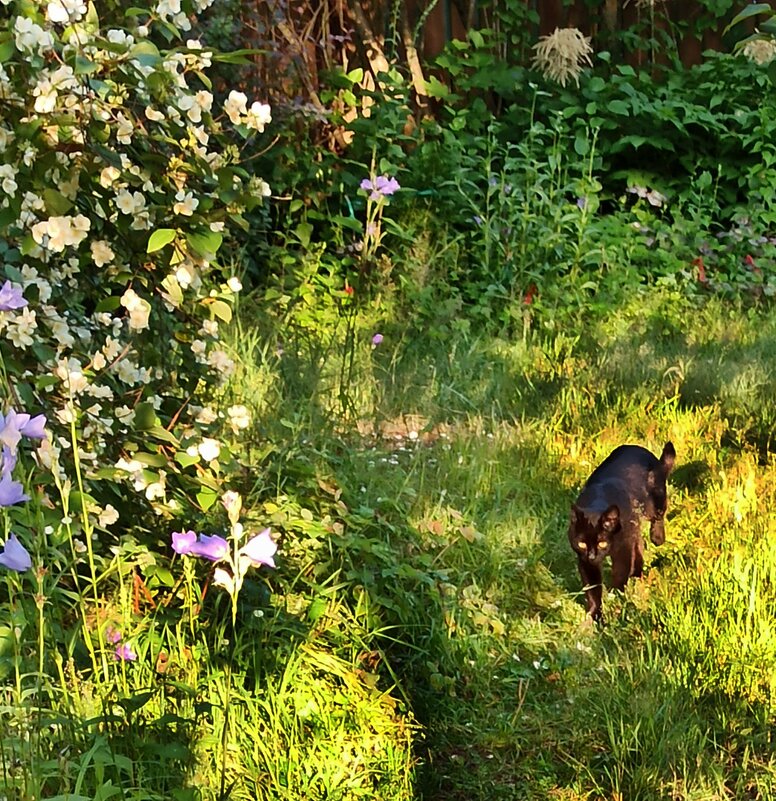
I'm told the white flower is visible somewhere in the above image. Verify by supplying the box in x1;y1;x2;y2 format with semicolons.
115;190;146;215
244;101;271;132
0;164;17;196
173;190;198;216
91;240;115;267
120;288;151;330
100;166;121;188
532;27;593;87
115;113;134;145
227;276;242;293
208;349;235;377
198;437;221;462
5;308;37;349
227;404;250;433
224;90;247;125
145;107;165;122
743;37;776;66
46;0;87;23
195;406;218;424
98;504;119;527
14;17;54;55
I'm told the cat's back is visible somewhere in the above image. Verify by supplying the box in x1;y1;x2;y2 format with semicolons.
585;445;659;485
576;445;659;513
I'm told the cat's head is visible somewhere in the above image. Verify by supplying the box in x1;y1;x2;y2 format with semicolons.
568;504;620;565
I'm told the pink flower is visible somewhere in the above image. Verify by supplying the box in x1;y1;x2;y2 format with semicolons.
105;626;122;644
371;333;383;346
115;643;137;662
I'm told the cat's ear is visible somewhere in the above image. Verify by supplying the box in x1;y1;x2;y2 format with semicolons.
571;504;586;524
660;442;676;475
600;505;620;532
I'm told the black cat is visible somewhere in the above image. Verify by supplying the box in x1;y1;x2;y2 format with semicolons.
568;442;676;622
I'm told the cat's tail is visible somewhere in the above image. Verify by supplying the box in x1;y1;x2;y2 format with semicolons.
660;441;676;475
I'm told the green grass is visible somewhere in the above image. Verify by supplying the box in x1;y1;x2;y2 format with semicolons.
6;287;776;799
233;286;776;800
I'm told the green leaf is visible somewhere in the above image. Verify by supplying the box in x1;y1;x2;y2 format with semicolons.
574;133;589;156
117;691;156;714
212;48;264;64
133;403;157;431
95;296;122;313
0;206;17;232
147;228;177;253
768;60;776;88
294;222;313;248
132;452;168;468
607;99;630;115
175;451;199;468
74;56;99;75
161;274;183;306
43;189;73;215
147;426;179;445
197;487;219;511
424;75;450;99
724;3;772;35
209;299;233;323
0;34;14;64
186;230;223;259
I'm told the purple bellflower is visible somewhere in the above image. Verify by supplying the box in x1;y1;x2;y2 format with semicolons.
0;474;29;507
0;534;32;572
171;529;198;555
240;528;277;568
0;281;27;312
0;409;47;453
360;175;401;201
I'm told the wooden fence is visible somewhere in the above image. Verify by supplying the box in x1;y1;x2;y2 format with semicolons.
418;0;776;65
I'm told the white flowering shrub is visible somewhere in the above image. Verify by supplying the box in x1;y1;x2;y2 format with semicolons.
0;1;272;537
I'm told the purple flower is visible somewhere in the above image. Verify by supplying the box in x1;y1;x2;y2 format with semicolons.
171;529;197;555
0;410;47;453
374;175;400;196
0;281;27;312
371;333;383;346
1;446;17;478
360;175;400;201
0;534;31;572
189;533;229;562
0;474;29;506
240;528;277;568
576;197;587;210
115;643;137;661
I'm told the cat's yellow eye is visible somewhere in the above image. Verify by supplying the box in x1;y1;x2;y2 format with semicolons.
597;541;608;549
577;542;587;550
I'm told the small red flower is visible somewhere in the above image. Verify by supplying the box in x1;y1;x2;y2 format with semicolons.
523;284;537;305
745;254;755;266
344;284;354;296
692;256;707;284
